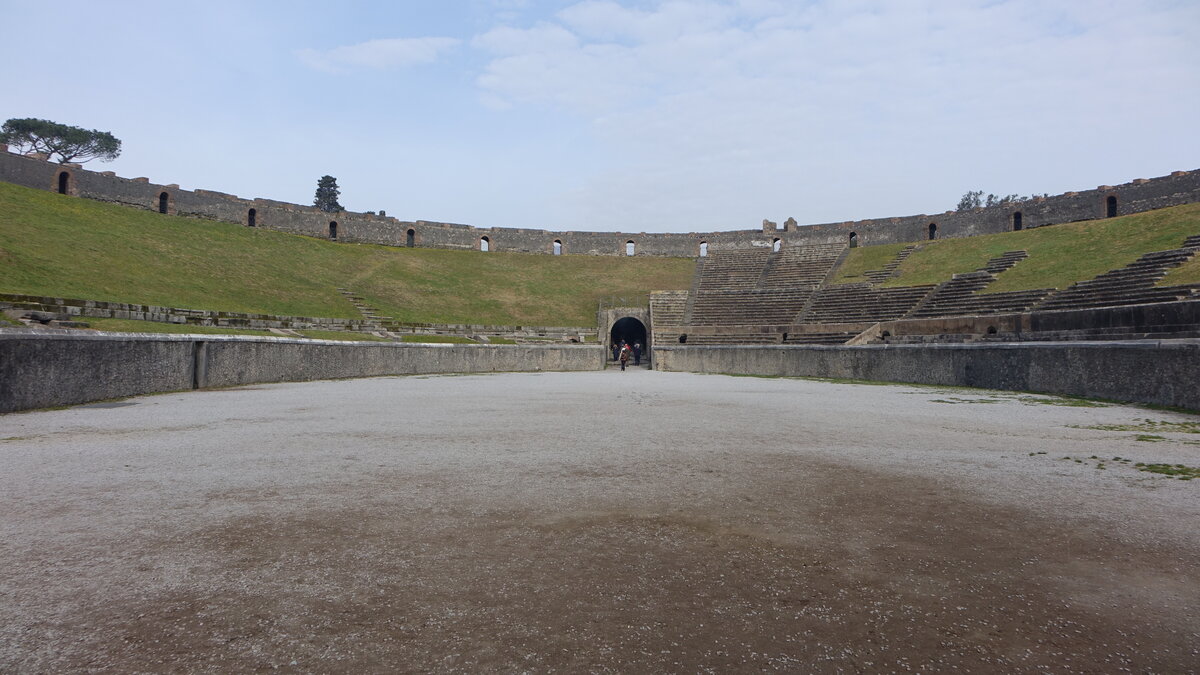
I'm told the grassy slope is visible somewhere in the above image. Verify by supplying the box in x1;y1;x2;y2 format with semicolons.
0;182;694;326
829;242;910;284
1160;256;1200;286
867;202;1200;292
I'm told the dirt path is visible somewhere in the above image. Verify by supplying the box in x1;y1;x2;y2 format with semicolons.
1;371;1197;672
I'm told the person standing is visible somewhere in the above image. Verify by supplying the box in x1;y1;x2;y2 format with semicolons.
612;341;620;362
632;342;642;366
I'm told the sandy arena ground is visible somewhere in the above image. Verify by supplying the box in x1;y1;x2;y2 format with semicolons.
1;370;1198;673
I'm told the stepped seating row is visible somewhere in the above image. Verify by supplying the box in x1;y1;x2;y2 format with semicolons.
693;244;846;293
1036;243;1200;311
978;324;1200;343
694;249;772;291
909;251;1053;318
862;245;919;284
689;289;813;326
672;332;781;346
782;331;858;345
649;291;688;326
798;283;935;324
758;244;846;289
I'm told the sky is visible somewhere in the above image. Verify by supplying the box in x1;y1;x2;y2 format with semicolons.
2;0;1198;233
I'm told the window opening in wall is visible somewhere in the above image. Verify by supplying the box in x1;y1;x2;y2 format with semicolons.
247;208;256;227
987;325;998;335
699;241;708;257
772;238;782;252
1107;195;1118;218
480;236;490;252
406;229;415;247
553;240;562;255
57;171;69;194
678;334;687;344
928;222;937;240
781;332;788;343
1012;211;1023;231
159;192;169;214
626;241;635;256
849;232;858;248
329;222;338;240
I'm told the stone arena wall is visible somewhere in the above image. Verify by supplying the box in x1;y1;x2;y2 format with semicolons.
3;147;1198;255
653;342;1200;411
0;332;603;413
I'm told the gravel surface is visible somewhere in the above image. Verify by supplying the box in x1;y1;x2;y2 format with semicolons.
1;370;1198;673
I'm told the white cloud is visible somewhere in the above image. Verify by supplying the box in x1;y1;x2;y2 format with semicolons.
466;0;1200;230
297;36;461;72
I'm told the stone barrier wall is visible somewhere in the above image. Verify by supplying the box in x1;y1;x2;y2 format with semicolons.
0;332;604;413
653;342;1200;411
4;148;1197;255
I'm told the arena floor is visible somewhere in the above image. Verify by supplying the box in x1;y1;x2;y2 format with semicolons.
1;370;1197;672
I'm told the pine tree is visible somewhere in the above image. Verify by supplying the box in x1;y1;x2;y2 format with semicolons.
313;175;343;213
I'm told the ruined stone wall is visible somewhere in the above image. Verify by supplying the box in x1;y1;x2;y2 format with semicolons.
2;146;1197;256
654;342;1200;411
0;331;604;413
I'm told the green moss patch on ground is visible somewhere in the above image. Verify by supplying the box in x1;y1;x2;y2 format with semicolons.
0;182;694;326
872;202;1200;292
828;242;911;284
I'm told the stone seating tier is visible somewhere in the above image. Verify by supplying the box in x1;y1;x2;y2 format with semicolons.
649;291;688;326
694;249;772;291
863;245;919;285
689;289;814;325
799;284;935;324
1036;244;1199;311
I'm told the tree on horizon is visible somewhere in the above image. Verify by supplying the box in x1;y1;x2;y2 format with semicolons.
314;175;343;213
0;118;121;164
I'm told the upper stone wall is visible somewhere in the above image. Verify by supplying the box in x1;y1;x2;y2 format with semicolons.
2;145;1197;256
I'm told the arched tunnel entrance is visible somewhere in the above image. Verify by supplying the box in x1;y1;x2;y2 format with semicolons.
609;316;648;364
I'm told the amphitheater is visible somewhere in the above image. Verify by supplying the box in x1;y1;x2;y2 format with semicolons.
1;148;1198;672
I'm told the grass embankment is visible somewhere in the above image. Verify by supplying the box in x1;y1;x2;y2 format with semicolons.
829;242;911;284
829;202;1200;292
0;182;694;326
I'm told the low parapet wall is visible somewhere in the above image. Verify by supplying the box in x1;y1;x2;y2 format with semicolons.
653;342;1200;411
0;332;603;413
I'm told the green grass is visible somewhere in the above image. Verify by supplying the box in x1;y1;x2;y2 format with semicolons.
871;202;1200;291
1160;255;1200;286
828;242;911;284
0;182;694;326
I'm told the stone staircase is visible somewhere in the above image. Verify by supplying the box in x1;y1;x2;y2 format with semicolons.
908;251;1052;318
1034;236;1200;312
336;288;391;334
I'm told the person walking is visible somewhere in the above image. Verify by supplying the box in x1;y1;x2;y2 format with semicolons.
619;343;630;371
632;342;642;366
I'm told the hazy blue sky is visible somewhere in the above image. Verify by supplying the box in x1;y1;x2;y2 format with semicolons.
3;0;1197;232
